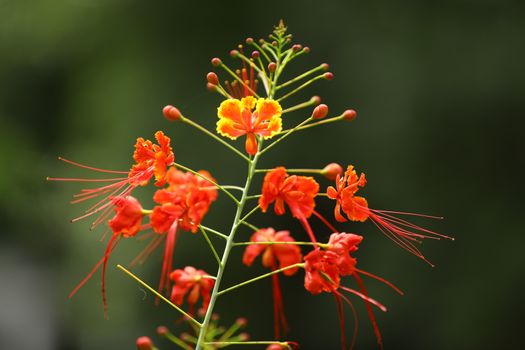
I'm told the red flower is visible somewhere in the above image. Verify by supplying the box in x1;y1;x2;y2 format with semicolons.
108;196;144;237
327;165;451;263
303;249;341;294
216;97;282;155
170;266;215;315
242;228;302;275
150;167;218;294
243;228;302;339
259;167;319;220
48;131;174;226
326;233;363;275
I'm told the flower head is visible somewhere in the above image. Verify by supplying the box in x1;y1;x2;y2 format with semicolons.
303;249;340;294
242;228;302;275
217;97;282;155
108;196;144;237
327;165;368;222
259;167;319;219
326;233;363;275
170;266;215;315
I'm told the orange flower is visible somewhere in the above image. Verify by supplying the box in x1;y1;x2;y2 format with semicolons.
170;266;215;315
327;165;451;264
259;167;319;219
242;228;302;338
108;196;144;237
150;167;218;294
216;96;282;155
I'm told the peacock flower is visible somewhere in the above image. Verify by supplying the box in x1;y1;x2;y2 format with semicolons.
216;96;282;155
170;266;215;315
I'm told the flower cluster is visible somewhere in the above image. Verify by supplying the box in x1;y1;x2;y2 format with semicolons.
51;21;451;350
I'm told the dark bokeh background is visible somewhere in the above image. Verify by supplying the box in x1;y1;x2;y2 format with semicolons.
1;0;524;349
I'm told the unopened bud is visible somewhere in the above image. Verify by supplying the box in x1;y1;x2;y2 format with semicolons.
236;317;248;327
211;57;222;67
321;63;329;70
342;109;357;121
238;332;250;341
266;345;285;350
156;326;168;336
180;333;191;341
246;37;254;44
162;105;181;121
272;41;278;46
268;62;277;73
211;313;220;321
322;163;343;180
312;104;329;119
310;95;321;105
292;44;302;52
206;72;219;85
303;46;310;53
324;72;334;80
136;336;154;350
207;82;218;91
251;50;260;59
230;49;239;58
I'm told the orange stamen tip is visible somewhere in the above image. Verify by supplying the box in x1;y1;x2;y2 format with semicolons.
321;63;330;70
324;72;334;80
206;72;219;85
322;163;343;180
312;104;329;119
310;95;321;105
156;326;169;336
343;109;357;121
268;62;277;73
162;105;181;121
136;336;154;350
230;49;239;58
211;57;222;67
292;44;302;52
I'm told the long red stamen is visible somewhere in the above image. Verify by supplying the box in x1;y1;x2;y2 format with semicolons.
271;269;289;339
102;235;121;318
352;273;383;350
298;216;318;245
333;292;347;350
57;157;128;174
354;268;404;295
313;210;339;233
158;221;178;295
336;290;359;350
130;235;164;267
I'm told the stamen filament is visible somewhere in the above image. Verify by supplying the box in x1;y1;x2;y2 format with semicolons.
116;264;202;327
219;62;259;97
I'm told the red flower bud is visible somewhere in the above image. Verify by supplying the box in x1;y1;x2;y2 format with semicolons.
292;44;302;52
162;105;181;121
251;50;260;59
207;82;218;91
156;326;168;336
303;46;310;53
238;333;250;341
136;336;154;350
321;63;329;70
324;72;334;80
310;95;321;105
342;109;357;121
211;57;222;67
312;104;329;119
246;37;254;44
268;62;277;73
322;163;343;180
236;317;248;326
206;72;219;85
230;49;239;57
266;345;285;350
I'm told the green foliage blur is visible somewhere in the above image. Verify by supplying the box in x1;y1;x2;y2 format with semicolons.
1;0;524;349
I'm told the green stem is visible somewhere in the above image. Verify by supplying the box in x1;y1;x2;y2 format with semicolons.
161;330;194;350
199;225;228;240
116;265;202;327
195;142;263;350
181;116;250;162
217;263;304;296
277;64;327;91
205;341;290;347
282;97;319;114
239;204;260;223
200;226;222;267
174;162;240;205
238;220;259;232
276;74;326;102
258;117;313;156
277;115;344;134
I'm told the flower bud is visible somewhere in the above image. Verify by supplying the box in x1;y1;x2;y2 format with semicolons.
266;345;285;350
324;72;334;80
251;50;260;59
268;62;277;73
136;336;154;350
321;63;329;70
312;104;329;119
156;326;168;336
236;317;248;327
207;82;218;91
292;44;302;52
322;163;343;180
342;109;357;121
310;95;321;105
211;57;222;67
180;332;191;341
230;49;239;58
303;46;310;53
246;37;254;44
272;41;278;46
238;332;250;341
162;105;181;121
206;72;219;85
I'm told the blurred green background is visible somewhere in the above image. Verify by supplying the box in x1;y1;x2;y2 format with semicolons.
1;0;524;349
